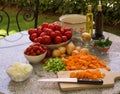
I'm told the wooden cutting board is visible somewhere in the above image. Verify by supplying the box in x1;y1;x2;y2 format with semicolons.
57;69;120;91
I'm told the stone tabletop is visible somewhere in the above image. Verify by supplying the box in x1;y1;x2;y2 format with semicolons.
0;31;120;94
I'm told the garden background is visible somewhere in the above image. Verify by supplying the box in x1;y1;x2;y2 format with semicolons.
0;0;120;37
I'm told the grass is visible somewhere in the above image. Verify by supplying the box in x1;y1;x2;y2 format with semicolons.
0;6;120;38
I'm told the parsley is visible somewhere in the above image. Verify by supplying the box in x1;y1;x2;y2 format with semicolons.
94;37;112;47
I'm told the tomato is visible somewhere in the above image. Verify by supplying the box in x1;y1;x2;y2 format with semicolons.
50;31;57;39
33;38;39;43
60;28;65;34
54;23;61;30
30;33;38;41
31;33;38;38
37;26;43;35
64;31;72;39
64;27;71;32
54;36;62;44
54;30;62;36
44;28;53;35
42;35;52;44
41;59;47;64
24;43;47;56
48;23;55;30
40;32;46;37
41;22;49;28
36;50;41;55
62;35;68;42
46;49;52;57
28;28;37;35
28;22;72;45
37;37;42;43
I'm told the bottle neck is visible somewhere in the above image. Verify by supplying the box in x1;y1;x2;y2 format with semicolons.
98;5;102;12
88;5;92;13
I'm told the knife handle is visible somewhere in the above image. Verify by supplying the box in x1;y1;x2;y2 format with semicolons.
77;79;103;85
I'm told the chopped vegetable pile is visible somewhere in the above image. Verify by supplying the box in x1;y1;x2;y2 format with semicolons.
70;69;105;80
62;53;110;71
7;62;33;81
43;57;66;73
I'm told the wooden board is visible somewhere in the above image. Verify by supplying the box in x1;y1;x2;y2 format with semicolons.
57;69;120;91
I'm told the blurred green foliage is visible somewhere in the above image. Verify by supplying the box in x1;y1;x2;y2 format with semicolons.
0;0;120;25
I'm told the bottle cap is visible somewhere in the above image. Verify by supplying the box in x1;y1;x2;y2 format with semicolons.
98;1;102;11
88;5;92;11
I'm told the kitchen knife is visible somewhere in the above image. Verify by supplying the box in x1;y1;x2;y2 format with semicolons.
38;78;103;85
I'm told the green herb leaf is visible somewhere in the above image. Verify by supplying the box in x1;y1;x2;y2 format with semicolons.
94;37;112;47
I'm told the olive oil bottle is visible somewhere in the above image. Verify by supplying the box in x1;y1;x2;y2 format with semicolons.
86;5;93;35
92;1;104;40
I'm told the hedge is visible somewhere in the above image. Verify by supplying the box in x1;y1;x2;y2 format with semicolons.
0;0;120;25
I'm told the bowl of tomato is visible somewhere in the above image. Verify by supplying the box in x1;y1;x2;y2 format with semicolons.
28;22;72;49
24;43;47;64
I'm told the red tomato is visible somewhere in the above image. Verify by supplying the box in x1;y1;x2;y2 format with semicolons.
60;28;65;35
31;33;38;38
30;33;38;41
37;37;43;43
64;27;71;32
54;36;62;44
24;43;47;56
48;23;55;30
44;28;53;35
28;28;37;35
64;31;72;39
41;59;47;64
42;35;52;44
50;31;57;39
40;32;46;37
54;30;62;36
36;50;41;55
46;49;52;57
41;22;49;28
33;38;39;43
62;35;68;42
54;23;61;30
37;26;43;35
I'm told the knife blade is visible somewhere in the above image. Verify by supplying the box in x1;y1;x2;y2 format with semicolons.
38;78;103;85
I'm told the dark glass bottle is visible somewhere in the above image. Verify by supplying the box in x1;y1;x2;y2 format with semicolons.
92;3;104;40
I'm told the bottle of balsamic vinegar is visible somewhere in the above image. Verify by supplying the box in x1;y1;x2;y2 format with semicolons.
86;5;93;35
92;1;104;40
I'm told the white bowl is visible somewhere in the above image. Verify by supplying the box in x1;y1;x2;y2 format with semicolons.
44;39;71;49
7;62;33;82
24;51;47;64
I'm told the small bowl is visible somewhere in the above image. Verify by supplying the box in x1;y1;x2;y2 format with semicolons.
7;63;33;82
94;46;110;52
24;51;47;64
44;39;71;49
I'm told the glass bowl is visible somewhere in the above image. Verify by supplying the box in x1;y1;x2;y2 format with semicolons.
7;62;33;82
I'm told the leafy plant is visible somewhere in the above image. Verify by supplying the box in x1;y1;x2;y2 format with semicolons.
94;37;112;47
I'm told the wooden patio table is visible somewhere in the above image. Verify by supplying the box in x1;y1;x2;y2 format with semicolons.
0;30;120;94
